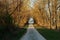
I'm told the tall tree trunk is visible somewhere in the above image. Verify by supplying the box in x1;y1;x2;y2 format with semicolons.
48;0;52;29
52;0;57;30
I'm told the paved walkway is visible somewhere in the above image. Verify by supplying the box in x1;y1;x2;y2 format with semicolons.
20;24;46;40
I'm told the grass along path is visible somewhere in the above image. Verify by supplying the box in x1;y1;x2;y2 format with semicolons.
0;26;60;40
0;28;27;40
37;28;60;40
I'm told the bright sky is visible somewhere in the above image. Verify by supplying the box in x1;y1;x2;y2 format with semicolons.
28;17;34;24
29;0;37;8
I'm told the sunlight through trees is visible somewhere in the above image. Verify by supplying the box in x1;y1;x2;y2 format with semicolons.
0;0;60;30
